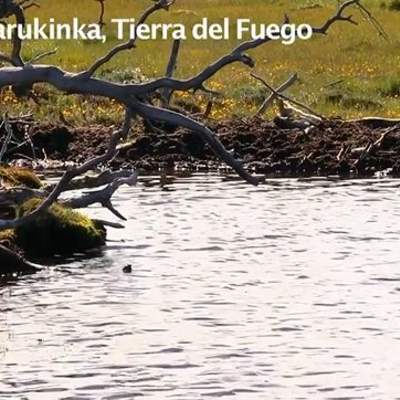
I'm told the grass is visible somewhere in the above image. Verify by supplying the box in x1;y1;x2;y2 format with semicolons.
388;0;400;11
377;76;400;97
0;0;399;122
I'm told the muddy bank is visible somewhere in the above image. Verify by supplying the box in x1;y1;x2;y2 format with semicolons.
2;117;400;177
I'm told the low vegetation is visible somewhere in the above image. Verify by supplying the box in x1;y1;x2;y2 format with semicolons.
377;76;400;97
0;0;399;122
388;0;400;11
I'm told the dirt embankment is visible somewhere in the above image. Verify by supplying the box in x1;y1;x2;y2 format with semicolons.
3;117;400;178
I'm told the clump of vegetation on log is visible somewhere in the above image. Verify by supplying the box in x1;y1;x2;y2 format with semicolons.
0;166;42;189
15;198;106;257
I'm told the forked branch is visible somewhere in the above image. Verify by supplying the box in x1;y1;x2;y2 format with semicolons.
0;0;376;229
0;108;133;229
83;0;175;78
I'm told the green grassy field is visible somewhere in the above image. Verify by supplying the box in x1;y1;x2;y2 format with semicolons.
1;0;399;124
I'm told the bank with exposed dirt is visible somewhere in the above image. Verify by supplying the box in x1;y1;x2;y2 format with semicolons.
3;116;400;178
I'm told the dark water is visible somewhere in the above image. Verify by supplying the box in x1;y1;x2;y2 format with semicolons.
1;175;400;400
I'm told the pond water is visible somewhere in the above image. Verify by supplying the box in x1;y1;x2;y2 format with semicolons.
1;174;400;400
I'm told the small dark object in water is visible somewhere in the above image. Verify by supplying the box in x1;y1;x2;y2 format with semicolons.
297;275;310;280
123;264;132;273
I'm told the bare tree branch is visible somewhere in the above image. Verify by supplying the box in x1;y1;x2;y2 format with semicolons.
0;0;374;229
27;48;57;64
313;0;360;34
95;0;106;28
256;73;298;116
356;1;389;40
82;0;175;78
0;116;13;162
161;38;181;105
0;108;133;229
251;72;324;120
132;100;260;185
66;171;138;220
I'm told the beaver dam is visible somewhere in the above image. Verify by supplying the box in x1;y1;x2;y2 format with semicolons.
4;116;400;178
1;114;399;274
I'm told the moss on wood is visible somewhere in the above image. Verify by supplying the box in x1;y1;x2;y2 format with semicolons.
15;198;106;257
0;166;42;189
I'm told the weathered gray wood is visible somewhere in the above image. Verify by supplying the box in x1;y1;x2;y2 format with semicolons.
161;39;181;104
256;73;298;116
0;0;368;229
251;73;324;120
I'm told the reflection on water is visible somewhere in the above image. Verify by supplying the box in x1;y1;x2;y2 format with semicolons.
1;174;400;399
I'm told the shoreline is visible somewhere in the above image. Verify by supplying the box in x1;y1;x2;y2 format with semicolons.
4;116;400;179
1;115;400;276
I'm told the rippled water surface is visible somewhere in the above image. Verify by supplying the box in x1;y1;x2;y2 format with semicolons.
1;175;400;400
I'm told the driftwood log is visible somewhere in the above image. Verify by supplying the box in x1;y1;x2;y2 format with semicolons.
0;0;372;231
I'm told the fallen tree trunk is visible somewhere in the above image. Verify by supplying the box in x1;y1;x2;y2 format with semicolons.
0;0;378;233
